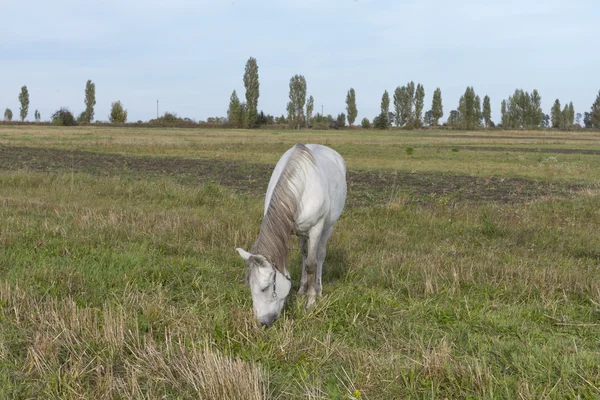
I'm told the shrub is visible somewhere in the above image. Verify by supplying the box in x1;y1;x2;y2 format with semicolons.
336;113;346;128
109;101;127;124
161;112;179;123
148;112;199;127
77;111;87;123
329;120;341;130
361;118;370;129
373;114;387;130
4;108;13;121
51;108;77;126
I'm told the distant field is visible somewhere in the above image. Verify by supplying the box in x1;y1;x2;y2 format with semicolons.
1;126;599;399
1;125;600;183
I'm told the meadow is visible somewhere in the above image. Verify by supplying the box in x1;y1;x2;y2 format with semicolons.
1;125;599;399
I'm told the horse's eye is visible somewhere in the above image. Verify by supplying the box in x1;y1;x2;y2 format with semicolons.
261;284;271;293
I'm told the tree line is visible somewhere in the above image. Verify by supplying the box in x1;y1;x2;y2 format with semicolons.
4;57;600;130
3;80;127;125
226;57;600;131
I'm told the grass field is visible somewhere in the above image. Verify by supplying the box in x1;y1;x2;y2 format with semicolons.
1;126;600;399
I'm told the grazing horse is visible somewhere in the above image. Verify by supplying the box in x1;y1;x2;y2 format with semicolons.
236;143;347;327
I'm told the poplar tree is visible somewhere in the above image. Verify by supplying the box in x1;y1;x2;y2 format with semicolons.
227;90;241;128
414;84;425;128
18;86;29;121
431;88;443;126
345;88;357;126
84;80;96;122
393;86;405;126
482;95;492;127
306;95;314;128
551;99;562;128
591;90;600;128
374;90;390;129
474;95;482;127
287;74;307;130
381;90;390;125
568;102;575;127
243;57;259;128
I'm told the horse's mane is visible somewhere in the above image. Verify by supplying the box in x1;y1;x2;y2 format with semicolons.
251;143;316;273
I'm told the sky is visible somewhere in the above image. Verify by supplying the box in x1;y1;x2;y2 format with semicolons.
1;0;599;124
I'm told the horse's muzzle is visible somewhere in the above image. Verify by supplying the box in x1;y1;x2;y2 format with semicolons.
258;314;277;328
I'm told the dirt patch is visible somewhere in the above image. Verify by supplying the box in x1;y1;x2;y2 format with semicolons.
346;169;583;205
432;134;598;142
0;146;586;207
429;146;600;155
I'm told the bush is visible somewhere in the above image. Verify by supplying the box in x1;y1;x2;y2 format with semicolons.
336;113;346;128
109;101;127;124
148;112;199;128
51;108;77;126
311;114;335;130
328;120;341;130
77;111;87;123
361;118;370;129
161;112;179;123
405;147;414;156
255;111;274;126
373;114;388;130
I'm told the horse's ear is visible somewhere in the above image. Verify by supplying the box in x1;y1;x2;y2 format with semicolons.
236;248;252;261
249;254;269;268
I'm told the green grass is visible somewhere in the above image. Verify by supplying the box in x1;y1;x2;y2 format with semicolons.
1;127;600;399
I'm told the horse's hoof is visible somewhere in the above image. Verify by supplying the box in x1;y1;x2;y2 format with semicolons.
305;295;316;309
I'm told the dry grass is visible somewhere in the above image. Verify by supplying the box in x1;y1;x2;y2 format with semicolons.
0;282;267;399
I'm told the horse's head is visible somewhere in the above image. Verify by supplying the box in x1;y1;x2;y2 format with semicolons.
236;248;291;328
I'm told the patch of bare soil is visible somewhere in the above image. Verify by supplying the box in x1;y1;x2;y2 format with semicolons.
433;134;598;141
429;146;600;155
0;146;586;207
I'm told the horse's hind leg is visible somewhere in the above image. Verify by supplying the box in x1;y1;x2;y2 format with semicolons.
298;236;309;295
315;225;333;298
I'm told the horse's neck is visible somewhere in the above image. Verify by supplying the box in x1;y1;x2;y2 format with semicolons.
253;212;293;273
254;144;315;272
253;179;300;273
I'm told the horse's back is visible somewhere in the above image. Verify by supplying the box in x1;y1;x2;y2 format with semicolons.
264;143;346;231
304;144;347;224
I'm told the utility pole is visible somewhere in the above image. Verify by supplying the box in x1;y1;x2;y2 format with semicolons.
157;100;159;119
321;105;323;116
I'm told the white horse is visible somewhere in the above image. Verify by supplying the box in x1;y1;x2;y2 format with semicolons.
236;143;347;327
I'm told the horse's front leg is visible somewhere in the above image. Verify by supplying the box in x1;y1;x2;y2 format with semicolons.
298;236;309;295
315;225;333;298
304;221;324;309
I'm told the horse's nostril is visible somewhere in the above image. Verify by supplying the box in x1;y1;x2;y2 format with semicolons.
258;314;276;328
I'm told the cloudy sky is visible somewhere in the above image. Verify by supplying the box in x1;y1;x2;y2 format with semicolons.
1;0;598;123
